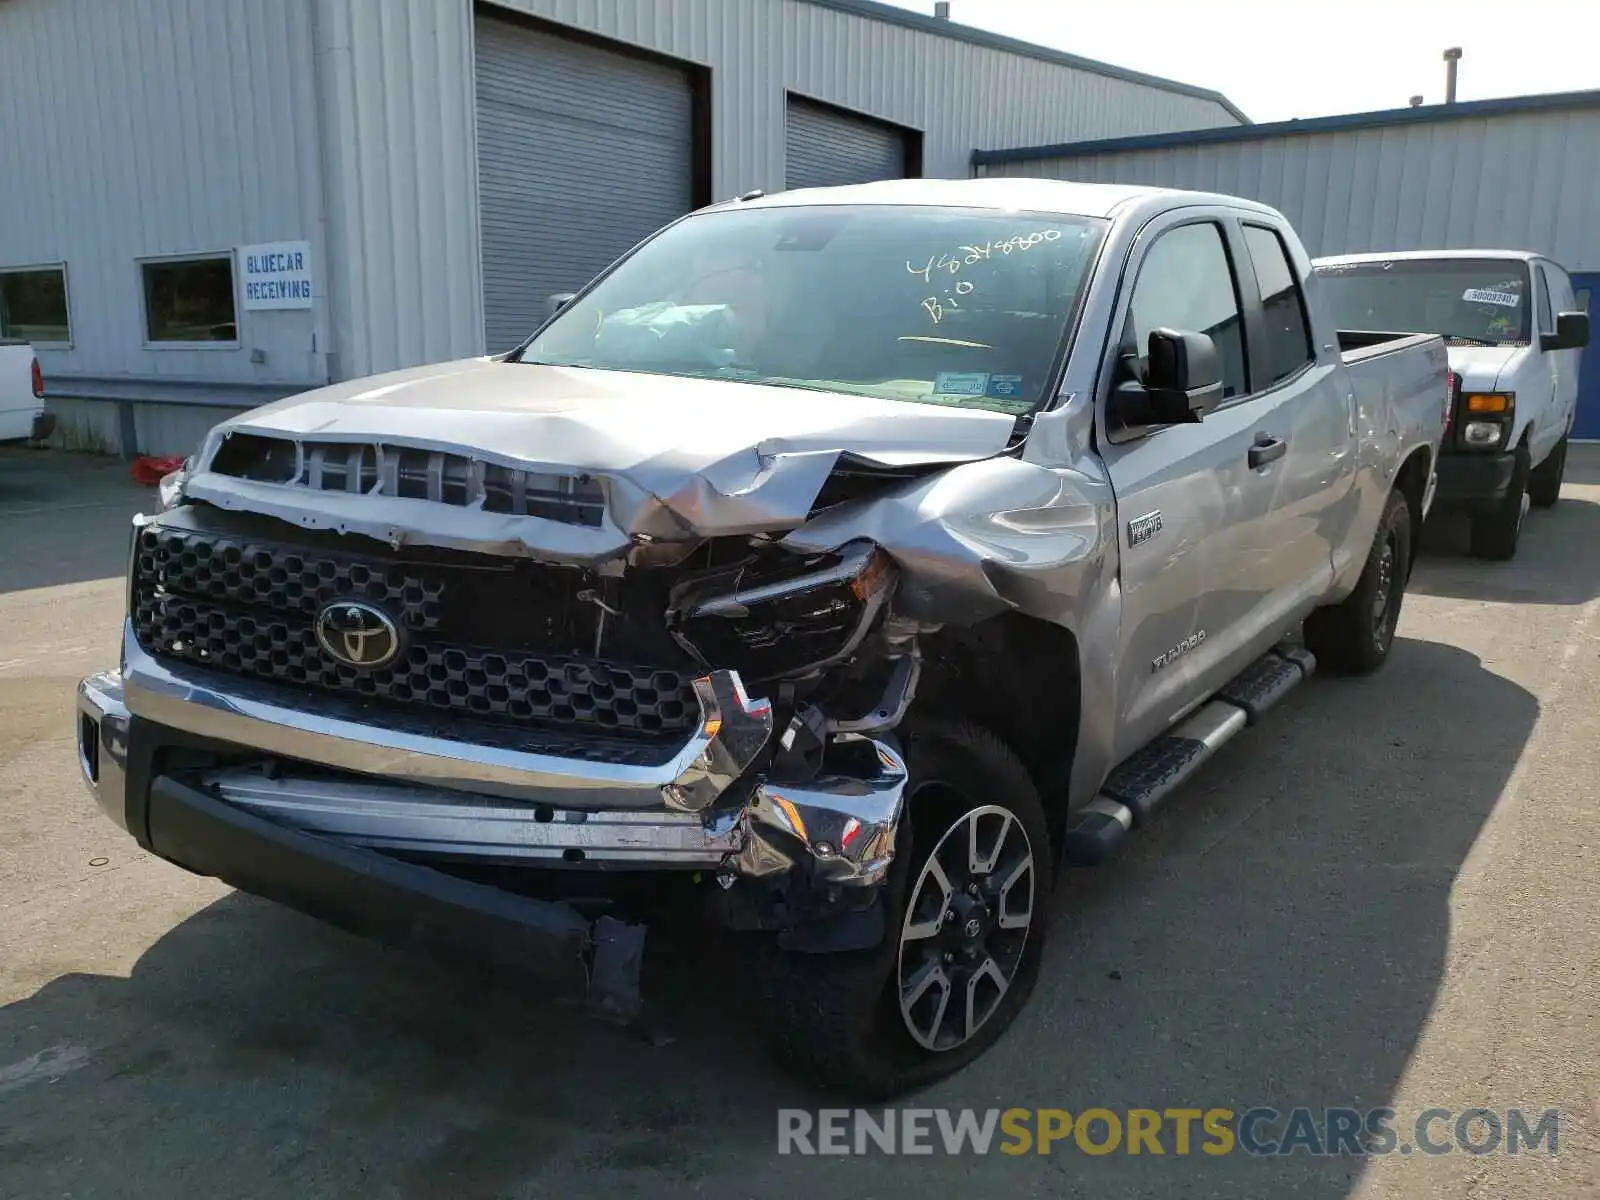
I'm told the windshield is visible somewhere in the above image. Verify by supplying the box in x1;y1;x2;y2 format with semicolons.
1314;258;1532;346
516;204;1106;416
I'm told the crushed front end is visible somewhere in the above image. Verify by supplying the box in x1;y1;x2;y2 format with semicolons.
76;432;937;1014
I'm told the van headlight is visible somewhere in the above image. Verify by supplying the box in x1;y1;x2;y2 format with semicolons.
1459;393;1512;450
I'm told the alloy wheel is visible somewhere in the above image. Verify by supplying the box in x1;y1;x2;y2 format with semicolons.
897;803;1036;1052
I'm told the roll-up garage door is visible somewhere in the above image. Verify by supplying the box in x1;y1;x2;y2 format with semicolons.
785;97;911;191
475;15;696;353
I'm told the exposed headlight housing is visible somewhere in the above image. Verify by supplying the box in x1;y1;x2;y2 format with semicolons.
667;540;897;683
1462;420;1503;447
157;459;192;510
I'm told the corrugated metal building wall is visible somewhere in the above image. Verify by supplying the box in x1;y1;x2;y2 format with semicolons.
974;92;1600;272
0;0;333;453
0;0;1244;454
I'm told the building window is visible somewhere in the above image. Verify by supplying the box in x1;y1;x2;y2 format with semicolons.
142;256;237;344
0;265;71;345
1242;225;1314;385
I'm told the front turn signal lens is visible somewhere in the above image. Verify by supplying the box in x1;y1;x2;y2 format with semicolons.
849;547;895;602
1464;392;1512;414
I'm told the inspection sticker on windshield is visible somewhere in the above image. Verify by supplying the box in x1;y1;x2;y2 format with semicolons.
984;374;1024;399
933;371;990;397
1462;287;1521;307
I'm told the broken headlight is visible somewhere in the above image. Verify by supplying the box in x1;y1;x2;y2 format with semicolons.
667;540;896;683
157;457;194;511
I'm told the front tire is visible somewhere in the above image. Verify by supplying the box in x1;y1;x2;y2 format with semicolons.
1470;446;1529;560
1528;435;1567;509
753;719;1052;1099
1305;487;1411;675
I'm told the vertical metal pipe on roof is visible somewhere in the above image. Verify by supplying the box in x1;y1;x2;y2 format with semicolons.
1444;48;1462;104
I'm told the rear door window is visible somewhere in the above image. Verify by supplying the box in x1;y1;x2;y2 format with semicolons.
1242;225;1315;385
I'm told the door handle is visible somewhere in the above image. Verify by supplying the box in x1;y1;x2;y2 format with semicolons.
1248;433;1287;469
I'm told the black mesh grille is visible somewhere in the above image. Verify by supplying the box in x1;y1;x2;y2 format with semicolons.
131;523;698;738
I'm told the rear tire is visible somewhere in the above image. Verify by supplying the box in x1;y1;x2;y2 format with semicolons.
1528;435;1567;509
1469;446;1530;560
753;718;1051;1099
1305;488;1411;675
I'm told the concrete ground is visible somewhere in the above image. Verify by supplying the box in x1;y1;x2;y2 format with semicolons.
1;443;1596;1199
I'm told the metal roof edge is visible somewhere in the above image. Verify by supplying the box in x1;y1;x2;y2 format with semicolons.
972;88;1600;165
801;0;1250;123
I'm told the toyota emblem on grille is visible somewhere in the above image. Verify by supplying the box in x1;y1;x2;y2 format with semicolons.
314;601;400;669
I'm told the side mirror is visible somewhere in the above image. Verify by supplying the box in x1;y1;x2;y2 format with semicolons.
1542;311;1590;351
1110;328;1224;427
546;292;577;319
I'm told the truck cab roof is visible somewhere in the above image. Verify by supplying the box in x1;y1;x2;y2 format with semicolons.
716;176;1290;224
1316;248;1550;265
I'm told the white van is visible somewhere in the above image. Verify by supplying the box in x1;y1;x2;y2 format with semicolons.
1312;250;1590;560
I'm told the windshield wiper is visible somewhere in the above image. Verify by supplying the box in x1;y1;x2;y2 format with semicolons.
1441;333;1498;347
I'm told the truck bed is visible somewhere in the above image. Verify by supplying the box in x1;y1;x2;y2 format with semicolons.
1336;329;1442;362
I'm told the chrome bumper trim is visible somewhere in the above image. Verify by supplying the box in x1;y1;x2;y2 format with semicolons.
736;737;909;887
192;738;910;880
116;621;773;812
76;670;132;832
200;768;741;866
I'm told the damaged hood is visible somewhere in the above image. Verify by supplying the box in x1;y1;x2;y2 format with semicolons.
186;357;1020;561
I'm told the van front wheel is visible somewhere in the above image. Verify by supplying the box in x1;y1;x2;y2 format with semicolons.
1529;436;1567;509
1470;446;1530;560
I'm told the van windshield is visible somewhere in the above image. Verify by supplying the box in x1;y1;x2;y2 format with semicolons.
516;204;1106;416
1315;258;1532;346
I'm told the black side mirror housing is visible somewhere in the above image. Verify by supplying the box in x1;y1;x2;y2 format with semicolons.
1542;311;1591;352
1110;328;1225;427
547;292;578;319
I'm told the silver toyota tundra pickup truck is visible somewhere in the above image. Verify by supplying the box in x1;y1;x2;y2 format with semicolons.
76;179;1448;1097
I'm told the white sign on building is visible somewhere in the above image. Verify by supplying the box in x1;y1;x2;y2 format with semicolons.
239;240;313;310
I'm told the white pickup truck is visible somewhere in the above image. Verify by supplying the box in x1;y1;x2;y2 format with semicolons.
78;180;1448;1096
1313;250;1591;559
0;338;51;444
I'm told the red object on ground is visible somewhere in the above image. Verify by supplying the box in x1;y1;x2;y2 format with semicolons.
131;455;187;486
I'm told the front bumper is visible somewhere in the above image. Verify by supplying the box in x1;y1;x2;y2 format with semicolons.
76;629;912;956
1431;450;1517;513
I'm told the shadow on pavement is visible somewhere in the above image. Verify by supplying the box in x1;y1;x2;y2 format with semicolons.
0;447;151;594
0;638;1537;1199
1411;490;1600;606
